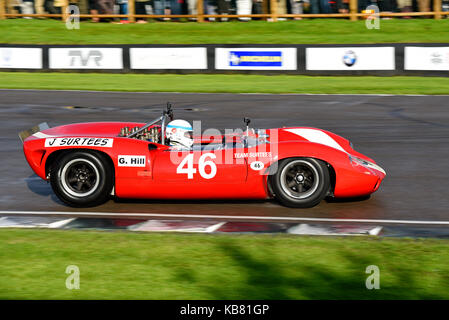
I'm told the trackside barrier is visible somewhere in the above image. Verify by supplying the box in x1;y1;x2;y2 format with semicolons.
1;44;449;76
0;0;446;21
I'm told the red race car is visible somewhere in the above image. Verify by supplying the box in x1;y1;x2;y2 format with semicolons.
20;104;386;208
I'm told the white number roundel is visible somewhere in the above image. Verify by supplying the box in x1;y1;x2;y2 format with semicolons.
177;153;217;179
250;161;264;171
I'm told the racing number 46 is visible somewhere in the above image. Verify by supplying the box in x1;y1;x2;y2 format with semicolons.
177;153;217;179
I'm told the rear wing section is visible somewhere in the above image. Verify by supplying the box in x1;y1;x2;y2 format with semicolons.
18;122;50;143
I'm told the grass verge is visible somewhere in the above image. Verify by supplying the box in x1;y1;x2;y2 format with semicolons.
1;19;449;44
0;228;448;299
1;72;449;94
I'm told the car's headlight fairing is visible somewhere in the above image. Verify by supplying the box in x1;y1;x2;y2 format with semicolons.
349;155;386;176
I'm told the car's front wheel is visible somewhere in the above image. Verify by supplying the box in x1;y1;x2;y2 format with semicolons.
50;151;113;207
270;157;330;208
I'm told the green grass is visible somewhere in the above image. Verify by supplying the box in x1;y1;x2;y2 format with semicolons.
0;229;448;299
1;72;449;94
1;19;449;44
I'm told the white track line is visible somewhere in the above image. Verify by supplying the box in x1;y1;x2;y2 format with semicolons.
1;89;448;97
0;211;448;226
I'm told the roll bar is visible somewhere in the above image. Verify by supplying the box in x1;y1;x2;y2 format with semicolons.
126;102;174;143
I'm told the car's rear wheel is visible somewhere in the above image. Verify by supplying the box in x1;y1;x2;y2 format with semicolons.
270;157;330;208
50;151;113;207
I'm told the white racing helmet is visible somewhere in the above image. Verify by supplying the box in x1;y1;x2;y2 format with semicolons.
166;119;193;149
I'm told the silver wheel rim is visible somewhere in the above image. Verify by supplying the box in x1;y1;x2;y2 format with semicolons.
60;158;100;197
280;160;320;199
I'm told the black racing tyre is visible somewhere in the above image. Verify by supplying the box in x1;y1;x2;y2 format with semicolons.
270;157;330;208
50;151;113;207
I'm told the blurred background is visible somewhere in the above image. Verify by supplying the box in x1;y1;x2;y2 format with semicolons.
1;0;448;23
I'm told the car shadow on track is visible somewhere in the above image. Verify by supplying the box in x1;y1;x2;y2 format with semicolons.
25;174;66;206
325;195;371;203
112;197;274;206
113;196;373;207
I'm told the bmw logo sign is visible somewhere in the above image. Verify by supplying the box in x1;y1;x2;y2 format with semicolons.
343;50;357;67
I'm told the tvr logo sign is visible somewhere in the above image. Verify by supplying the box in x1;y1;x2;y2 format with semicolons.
69;50;103;67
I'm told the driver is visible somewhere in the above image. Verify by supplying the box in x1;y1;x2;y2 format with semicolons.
166;119;193;149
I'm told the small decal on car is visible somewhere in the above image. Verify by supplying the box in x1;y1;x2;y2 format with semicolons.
118;155;146;167
250;161;264;171
45;137;113;148
234;152;272;159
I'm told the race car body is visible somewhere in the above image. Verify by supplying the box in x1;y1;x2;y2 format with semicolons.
20;106;386;208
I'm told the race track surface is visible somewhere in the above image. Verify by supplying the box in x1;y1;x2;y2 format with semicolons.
1;89;448;221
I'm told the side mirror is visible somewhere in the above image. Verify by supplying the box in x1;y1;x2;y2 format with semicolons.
165;102;174;121
148;143;170;152
243;117;251;138
148;143;158;151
